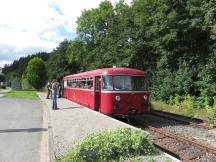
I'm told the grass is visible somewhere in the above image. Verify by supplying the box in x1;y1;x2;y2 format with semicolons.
151;101;209;121
4;90;39;100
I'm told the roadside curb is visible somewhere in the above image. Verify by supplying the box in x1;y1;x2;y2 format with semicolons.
38;92;55;162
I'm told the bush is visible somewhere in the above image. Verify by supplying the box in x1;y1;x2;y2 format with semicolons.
26;57;47;90
169;95;181;106
206;103;216;128
21;77;34;90
181;95;195;117
60;128;155;162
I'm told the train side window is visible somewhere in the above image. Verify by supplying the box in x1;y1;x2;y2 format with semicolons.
74;78;81;88
86;80;93;89
67;80;72;87
83;77;92;89
76;81;81;88
72;81;76;88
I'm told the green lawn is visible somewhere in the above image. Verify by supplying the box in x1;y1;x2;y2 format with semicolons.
5;90;39;100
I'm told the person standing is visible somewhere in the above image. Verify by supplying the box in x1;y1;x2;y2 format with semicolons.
52;79;59;110
46;82;51;99
57;83;62;98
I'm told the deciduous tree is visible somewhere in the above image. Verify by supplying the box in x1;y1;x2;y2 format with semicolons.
26;57;47;90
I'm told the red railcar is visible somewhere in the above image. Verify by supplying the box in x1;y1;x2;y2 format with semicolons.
63;67;149;116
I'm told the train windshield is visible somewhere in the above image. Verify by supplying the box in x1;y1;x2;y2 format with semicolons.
131;76;146;91
114;75;147;91
102;75;147;91
114;76;132;91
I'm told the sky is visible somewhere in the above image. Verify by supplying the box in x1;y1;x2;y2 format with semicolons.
0;0;132;68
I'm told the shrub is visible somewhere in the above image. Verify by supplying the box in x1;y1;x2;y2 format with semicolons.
180;95;196;117
183;95;195;108
169;95;181;106
60;128;155;162
26;57;47;90
21;77;34;90
206;103;216;128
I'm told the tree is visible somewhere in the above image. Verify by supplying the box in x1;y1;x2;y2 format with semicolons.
76;0;116;69
3;0;215;105
0;73;5;82
46;39;75;80
2;52;49;83
26;57;47;90
132;0;214;103
66;39;86;71
198;52;216;105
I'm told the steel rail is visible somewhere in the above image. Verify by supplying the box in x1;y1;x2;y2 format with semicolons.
142;123;216;161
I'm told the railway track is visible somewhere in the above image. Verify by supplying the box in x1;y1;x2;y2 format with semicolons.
142;123;216;162
124;111;216;162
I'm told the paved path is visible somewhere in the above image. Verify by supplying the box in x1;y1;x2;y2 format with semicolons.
0;97;45;162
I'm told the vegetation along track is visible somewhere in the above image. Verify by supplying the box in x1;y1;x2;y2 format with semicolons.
151;110;211;130
124;111;216;162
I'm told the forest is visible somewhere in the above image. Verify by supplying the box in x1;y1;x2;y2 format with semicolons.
2;0;216;107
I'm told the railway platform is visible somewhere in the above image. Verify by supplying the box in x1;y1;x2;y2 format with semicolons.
37;92;180;162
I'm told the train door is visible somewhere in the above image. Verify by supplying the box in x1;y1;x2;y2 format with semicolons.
94;76;101;111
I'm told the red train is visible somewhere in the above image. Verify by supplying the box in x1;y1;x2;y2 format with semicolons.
63;67;150;116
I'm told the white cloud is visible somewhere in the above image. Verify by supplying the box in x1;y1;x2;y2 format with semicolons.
52;0;132;33
0;0;65;33
0;26;57;50
0;0;132;68
0;60;12;68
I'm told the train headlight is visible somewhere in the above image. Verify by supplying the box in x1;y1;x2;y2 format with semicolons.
143;95;148;100
115;95;121;101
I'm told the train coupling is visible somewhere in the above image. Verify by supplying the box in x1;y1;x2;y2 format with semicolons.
130;107;138;114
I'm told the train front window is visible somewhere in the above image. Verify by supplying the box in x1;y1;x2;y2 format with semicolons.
113;75;146;91
103;75;113;90
114;76;132;91
132;76;146;91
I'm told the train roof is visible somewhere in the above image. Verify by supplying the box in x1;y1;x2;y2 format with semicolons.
63;67;145;79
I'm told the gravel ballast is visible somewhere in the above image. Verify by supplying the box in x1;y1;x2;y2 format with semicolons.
136;114;216;149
